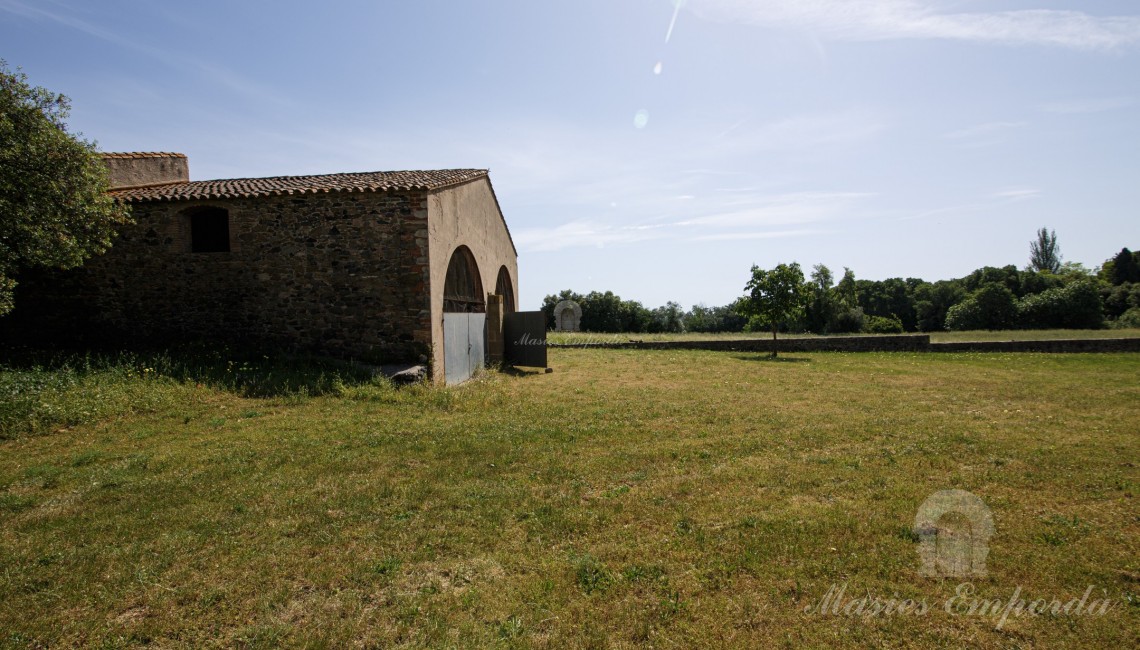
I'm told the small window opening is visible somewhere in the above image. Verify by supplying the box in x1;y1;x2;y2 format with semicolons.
189;207;230;253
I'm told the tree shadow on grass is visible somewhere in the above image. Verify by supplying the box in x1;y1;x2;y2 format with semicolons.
732;355;813;363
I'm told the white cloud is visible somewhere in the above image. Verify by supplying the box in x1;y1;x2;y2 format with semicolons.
686;0;1140;50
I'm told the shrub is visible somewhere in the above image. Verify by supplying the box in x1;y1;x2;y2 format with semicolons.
829;307;865;334
1017;281;1104;329
863;314;905;334
1112;307;1140;329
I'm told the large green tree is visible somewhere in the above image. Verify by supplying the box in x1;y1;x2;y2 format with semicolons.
0;60;130;315
739;262;808;357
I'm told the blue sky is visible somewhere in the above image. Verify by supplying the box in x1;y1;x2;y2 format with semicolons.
3;0;1138;310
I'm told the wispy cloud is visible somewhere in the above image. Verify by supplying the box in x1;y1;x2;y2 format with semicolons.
1039;97;1136;114
993;187;1041;201
515;191;872;252
514;220;671;252
727;110;886;153
900;186;1042;221
694;228;829;242
677;192;875;228
686;0;1140;50
943;121;1026;140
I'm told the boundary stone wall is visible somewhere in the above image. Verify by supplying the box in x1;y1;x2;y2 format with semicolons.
550;335;1140;354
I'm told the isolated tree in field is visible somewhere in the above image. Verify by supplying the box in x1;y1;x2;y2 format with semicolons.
1029;227;1061;274
739;262;808;357
0;60;130;316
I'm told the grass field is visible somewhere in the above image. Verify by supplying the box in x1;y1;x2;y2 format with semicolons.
548;328;1140;345
1;348;1138;648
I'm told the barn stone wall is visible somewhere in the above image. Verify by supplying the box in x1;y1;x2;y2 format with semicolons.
2;191;433;363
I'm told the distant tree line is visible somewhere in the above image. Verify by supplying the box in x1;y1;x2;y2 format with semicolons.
542;233;1140;334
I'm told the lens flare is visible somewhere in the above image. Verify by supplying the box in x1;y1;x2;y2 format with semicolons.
665;0;685;43
633;109;649;129
653;61;663;75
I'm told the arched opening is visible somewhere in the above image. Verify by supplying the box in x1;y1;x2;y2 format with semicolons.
185;206;230;253
495;266;515;313
443;246;484;313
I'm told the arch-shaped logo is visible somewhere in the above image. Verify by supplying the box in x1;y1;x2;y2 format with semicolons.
914;489;994;578
553;300;582;332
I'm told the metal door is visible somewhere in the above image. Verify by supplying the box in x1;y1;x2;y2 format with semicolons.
504;311;548;368
443;312;486;385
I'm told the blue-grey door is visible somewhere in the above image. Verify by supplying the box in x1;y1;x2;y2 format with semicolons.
443;312;486;385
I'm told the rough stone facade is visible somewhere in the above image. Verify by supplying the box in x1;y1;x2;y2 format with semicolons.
2;156;519;382
8;191;433;363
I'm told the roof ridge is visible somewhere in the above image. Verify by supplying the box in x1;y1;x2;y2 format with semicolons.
101;152;187;159
189;168;488;185
107;168;490;202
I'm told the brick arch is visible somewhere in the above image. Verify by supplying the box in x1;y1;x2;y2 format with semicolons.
443;245;485;313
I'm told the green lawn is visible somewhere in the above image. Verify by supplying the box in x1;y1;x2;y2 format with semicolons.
1;349;1138;648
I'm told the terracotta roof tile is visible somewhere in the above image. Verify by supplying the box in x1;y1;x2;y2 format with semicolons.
101;152;187;159
109;169;488;202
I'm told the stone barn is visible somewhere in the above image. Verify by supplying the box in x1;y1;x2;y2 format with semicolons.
4;153;519;384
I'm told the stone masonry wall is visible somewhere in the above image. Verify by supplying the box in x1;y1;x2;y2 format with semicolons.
2;191;433;363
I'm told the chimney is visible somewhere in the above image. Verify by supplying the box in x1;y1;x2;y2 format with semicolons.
101;152;189;190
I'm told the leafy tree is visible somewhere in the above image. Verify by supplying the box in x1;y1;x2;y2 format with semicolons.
1107;248;1140;285
855;277;917;331
1029;227;1062;274
1018;270;1063;297
835;267;858;308
962;265;1022;296
0;60;131;315
913;280;967;331
945;283;1018;331
804;264;838;334
738;263;808;357
648;301;685;333
1101;282;1140;321
683;303;745;333
580;291;625;332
